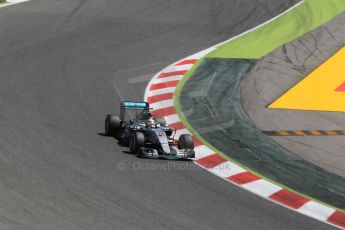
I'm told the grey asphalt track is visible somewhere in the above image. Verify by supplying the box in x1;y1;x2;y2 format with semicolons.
0;0;336;229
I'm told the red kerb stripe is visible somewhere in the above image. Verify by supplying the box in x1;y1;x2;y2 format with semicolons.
175;59;197;66
327;211;345;228
150;81;179;90
148;93;174;104
269;189;310;209
169;121;185;131
151;106;176;117
227;171;260;185
196;154;227;168
192;137;203;147
158;71;187;79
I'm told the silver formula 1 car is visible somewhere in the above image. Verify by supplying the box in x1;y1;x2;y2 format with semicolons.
105;101;195;159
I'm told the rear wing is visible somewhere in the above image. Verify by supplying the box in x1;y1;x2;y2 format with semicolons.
120;101;150;120
122;101;149;109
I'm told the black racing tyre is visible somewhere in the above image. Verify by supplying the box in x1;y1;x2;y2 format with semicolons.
154;117;167;126
178;134;194;150
129;132;145;155
105;114;121;137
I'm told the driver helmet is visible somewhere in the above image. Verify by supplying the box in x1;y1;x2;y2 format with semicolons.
143;111;152;120
145;120;152;128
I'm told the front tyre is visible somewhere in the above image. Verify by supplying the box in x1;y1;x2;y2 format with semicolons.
129;132;145;155
178;134;194;150
105;115;121;137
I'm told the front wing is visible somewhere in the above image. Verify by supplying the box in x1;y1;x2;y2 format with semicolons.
140;147;195;160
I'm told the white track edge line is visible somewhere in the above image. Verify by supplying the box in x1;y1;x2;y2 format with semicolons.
0;0;29;8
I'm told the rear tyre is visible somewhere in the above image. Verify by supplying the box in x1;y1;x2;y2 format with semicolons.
129;132;145;155
105;115;121;137
178;134;194;150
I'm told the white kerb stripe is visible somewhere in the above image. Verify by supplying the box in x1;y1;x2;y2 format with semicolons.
150;99;174;110
208;161;246;178
174;128;191;138
148;87;176;96
163;64;194;72
152;75;183;84
194;145;215;159
241;179;282;198
188;47;216;59
298;201;336;222
164;114;181;125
